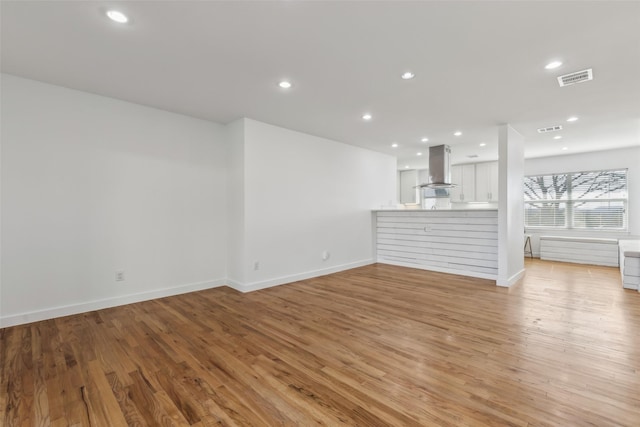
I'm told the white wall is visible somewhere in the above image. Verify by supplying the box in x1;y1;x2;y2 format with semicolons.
225;118;246;285
237;119;396;290
1;76;397;325
524;146;640;256
1;74;228;326
497;125;525;287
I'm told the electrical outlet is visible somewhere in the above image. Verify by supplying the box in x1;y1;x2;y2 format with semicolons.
253;261;260;271
115;271;125;282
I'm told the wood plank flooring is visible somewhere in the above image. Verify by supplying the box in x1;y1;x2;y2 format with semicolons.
2;259;640;426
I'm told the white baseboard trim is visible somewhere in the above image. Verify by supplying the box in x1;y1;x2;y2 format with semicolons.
497;268;526;287
227;259;374;293
1;261;377;327
0;278;227;328
377;260;498;281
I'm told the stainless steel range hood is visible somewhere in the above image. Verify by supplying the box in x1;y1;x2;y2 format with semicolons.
418;144;457;188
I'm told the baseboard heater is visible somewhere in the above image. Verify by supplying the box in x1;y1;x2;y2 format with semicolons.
539;236;618;267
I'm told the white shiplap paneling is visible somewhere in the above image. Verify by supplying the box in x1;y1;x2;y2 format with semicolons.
540;236;619;267
375;210;498;280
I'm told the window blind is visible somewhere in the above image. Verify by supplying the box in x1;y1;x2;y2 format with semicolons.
524;169;627;230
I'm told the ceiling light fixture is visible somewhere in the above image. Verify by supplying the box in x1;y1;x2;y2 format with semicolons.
417;152;423;156
405;165;410;169
479;143;486;147
106;10;128;23
421;137;429;142
562;147;568;151
401;72;415;80
278;80;292;89
391;143;398;148
553;135;562;140
545;61;562;70
567;116;579;122
454;131;462;136
362;113;372;121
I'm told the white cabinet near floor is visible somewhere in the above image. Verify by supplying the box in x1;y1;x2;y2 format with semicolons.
475;161;499;202
449;164;475;202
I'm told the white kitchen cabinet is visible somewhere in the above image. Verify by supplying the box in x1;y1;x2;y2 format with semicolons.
399;169;418;204
417;168;430;185
449;164;475;202
475;161;499;202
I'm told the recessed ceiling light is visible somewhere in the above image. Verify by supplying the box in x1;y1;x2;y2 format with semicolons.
454;131;462;136
106;10;128;23
562;147;568;150
405;165;410;169
401;72;415;80
479;143;486;147
421;137;429;142
362;113;372;121
417;152;423;156
278;80;292;89
545;61;562;70
553;135;562;140
567;116;579;122
391;143;398;148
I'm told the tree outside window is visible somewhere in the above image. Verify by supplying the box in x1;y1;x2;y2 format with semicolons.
524;169;627;230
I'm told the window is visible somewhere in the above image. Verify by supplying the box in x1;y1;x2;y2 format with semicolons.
524;169;627;230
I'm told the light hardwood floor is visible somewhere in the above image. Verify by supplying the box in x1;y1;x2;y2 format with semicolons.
2;259;639;426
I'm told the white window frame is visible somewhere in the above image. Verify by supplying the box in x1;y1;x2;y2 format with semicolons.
524;168;628;231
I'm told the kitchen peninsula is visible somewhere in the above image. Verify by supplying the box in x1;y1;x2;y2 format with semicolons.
373;209;498;280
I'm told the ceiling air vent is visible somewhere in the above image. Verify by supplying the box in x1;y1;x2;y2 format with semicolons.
537;125;563;133
557;68;593;87
467;154;479;158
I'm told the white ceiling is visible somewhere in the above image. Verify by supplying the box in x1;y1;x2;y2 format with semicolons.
2;1;639;169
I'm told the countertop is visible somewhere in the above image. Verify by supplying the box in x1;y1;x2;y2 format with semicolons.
373;208;498;212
